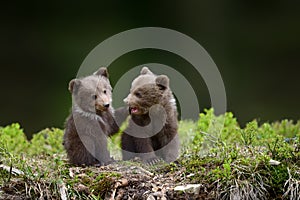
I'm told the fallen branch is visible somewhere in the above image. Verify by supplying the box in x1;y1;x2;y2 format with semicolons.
0;164;24;176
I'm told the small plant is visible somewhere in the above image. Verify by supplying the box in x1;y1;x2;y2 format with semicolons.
240;120;258;146
0;142;14;183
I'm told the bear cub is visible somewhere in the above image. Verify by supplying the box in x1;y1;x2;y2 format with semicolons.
63;67;118;166
121;67;179;164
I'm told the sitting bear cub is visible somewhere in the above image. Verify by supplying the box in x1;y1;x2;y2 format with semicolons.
121;67;179;164
63;67;118;166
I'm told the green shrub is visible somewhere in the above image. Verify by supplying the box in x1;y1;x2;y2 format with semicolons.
29;128;64;156
0;123;29;154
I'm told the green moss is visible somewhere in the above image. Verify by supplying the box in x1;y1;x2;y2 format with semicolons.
90;173;118;197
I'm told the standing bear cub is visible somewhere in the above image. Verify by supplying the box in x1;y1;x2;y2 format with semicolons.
121;67;179;164
63;67;118;166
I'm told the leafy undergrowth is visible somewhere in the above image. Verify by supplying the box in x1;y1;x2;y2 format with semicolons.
1;109;300;199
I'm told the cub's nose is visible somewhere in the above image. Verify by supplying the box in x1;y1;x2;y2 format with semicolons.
103;103;110;108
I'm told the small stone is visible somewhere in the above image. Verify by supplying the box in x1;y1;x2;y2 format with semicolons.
174;184;201;195
269;159;281;165
120;178;129;186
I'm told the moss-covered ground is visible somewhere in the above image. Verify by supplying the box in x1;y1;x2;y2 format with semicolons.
1;109;300;199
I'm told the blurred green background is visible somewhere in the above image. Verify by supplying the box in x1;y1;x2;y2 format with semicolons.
1;1;299;137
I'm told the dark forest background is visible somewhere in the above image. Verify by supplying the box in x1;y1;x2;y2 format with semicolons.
1;1;299;137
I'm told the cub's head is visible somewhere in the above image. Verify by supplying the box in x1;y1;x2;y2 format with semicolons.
124;67;170;115
69;67;112;113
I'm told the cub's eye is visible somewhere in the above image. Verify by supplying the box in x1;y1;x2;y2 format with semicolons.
92;95;97;100
103;90;107;94
134;92;142;98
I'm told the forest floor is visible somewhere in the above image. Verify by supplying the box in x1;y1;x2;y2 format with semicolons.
1;109;300;199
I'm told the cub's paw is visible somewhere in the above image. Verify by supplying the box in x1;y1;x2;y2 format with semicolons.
144;157;163;166
94;158;115;167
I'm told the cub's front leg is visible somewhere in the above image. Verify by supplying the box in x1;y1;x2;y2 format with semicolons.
134;137;161;165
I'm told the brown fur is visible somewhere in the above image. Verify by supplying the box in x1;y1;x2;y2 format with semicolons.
63;67;119;166
121;67;179;164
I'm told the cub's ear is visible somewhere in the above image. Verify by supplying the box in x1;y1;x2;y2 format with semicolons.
140;66;153;75
155;75;169;90
94;67;109;78
68;79;81;93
